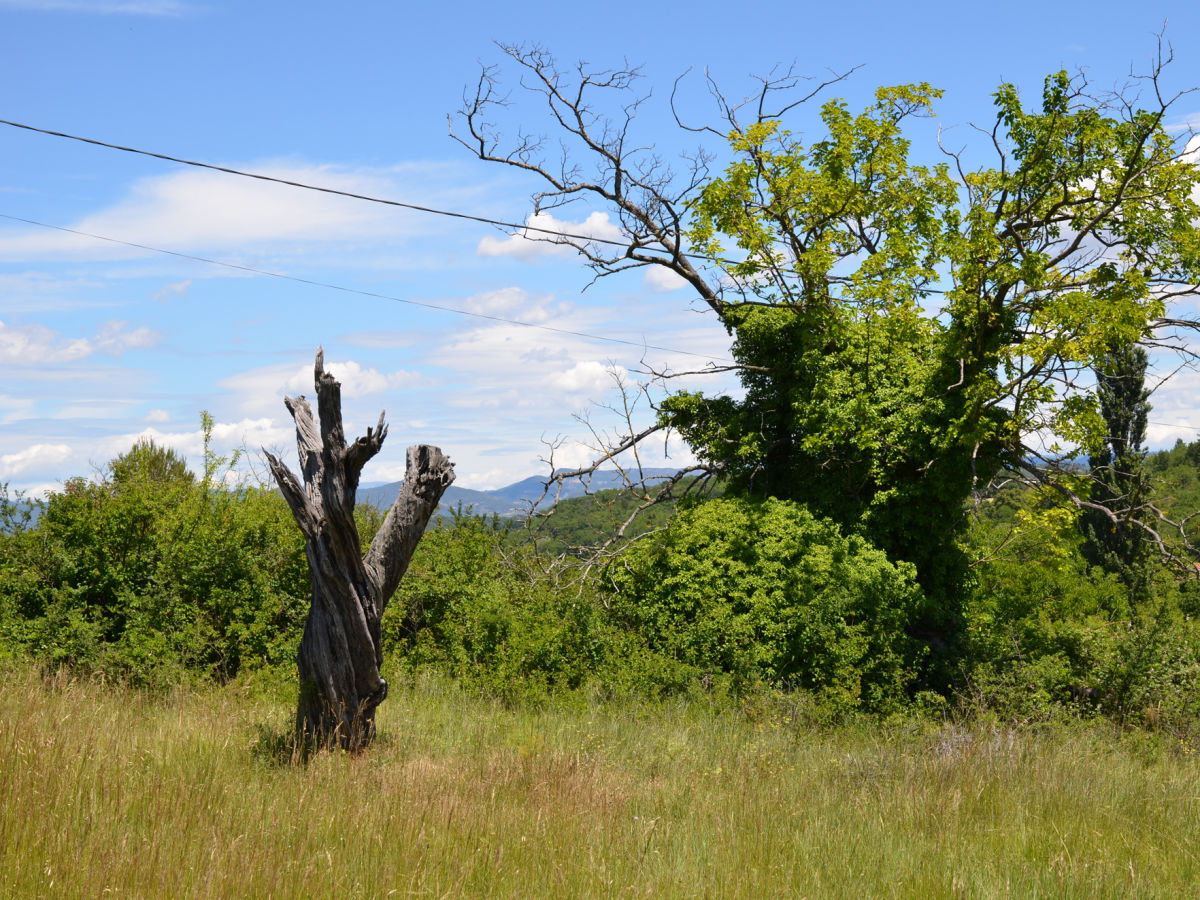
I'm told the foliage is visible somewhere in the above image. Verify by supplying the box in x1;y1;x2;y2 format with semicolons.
6;413;1200;730
1149;437;1200;536
458;48;1200;683
667;68;1200;628
109;436;193;487
0;481;39;535
384;509;618;703
0;419;310;686
517;480;694;557
1080;343;1154;596
603;497;926;713
964;481;1200;731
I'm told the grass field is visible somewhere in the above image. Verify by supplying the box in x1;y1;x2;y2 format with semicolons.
2;663;1199;898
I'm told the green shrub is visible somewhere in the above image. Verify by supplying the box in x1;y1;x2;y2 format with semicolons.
385;512;615;703
602;497;926;713
0;433;311;686
962;501;1200;732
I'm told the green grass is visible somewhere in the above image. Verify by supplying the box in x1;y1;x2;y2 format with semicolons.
2;663;1200;898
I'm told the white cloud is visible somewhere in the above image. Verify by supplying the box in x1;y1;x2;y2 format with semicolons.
0;394;36;423
542;440;602;472
431;321;584;409
451;466;517;491
303;360;429;398
477;211;624;261
0;321;88;363
643;266;688;293
1145;368;1200;448
456;286;572;325
425;289;734;410
465;285;538;316
1147;420;1200;447
218;358;432;418
1167;113;1200;136
642;429;701;470
0;419;290;496
0;272;106;312
0;162;439;263
405;289;739;489
92;320;159;354
0;443;72;478
426;292;621;379
0;285;736;497
152;279;191;302
96;418;291;470
1176;134;1200;170
0;318;160;365
339;331;425;350
53;401;139;420
552;360;628;396
19;482;63;501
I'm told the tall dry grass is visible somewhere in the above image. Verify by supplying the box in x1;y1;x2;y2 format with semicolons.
2;662;1199;898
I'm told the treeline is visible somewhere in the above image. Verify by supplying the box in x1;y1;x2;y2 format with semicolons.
3;431;1200;731
514;477;705;557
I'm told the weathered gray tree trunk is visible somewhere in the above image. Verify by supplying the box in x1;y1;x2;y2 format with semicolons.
264;348;454;751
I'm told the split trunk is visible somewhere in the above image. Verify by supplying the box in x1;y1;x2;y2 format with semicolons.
265;349;454;750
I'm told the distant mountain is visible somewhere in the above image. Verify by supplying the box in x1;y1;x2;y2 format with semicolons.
1;499;41;532
357;468;681;519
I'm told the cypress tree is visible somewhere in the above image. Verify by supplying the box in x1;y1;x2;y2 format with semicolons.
1081;344;1153;599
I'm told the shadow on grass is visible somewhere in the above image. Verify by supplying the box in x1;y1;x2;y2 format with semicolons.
251;721;310;768
250;721;399;767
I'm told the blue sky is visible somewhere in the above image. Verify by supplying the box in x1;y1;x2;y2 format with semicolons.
2;0;1199;496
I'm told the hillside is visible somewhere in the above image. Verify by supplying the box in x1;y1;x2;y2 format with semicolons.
358;467;681;519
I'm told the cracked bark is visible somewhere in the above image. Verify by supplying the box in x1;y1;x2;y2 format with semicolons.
264;348;454;750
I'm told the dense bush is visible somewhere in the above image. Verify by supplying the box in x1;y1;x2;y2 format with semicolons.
602;497;927;713
0;435;310;686
383;510;619;703
962;492;1200;733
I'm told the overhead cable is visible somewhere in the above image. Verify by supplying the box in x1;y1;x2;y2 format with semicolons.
0;211;733;364
0;117;719;263
1149;420;1200;432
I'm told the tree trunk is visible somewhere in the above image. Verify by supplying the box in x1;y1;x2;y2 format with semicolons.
264;348;454;751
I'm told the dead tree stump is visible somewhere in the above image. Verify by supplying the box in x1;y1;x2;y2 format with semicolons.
264;348;454;750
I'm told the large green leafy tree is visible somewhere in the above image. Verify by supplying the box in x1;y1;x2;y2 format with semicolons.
456;47;1200;650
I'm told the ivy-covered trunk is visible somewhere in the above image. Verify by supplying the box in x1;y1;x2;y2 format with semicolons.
265;349;454;751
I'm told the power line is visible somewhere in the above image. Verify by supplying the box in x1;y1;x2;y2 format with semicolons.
4;209;1198;412
0;117;716;263
7;119;1196;420
1149;420;1200;432
0;211;734;363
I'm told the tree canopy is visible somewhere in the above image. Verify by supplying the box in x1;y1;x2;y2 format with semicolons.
455;44;1200;643
109;437;194;488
